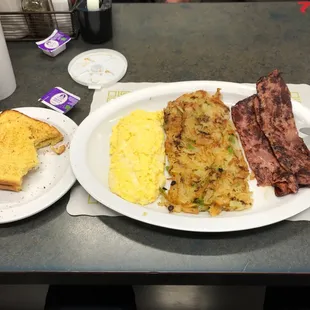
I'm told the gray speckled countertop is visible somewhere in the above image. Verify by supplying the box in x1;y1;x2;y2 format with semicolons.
1;3;310;280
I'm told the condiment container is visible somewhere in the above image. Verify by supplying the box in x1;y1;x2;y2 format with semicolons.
76;0;112;44
36;29;71;57
39;87;80;113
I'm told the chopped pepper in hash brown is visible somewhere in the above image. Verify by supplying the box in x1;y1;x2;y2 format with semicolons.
162;89;252;216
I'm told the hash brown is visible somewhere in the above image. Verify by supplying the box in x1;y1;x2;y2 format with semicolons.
162;90;252;216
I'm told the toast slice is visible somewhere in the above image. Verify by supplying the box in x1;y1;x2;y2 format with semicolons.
0;121;39;191
0;110;64;192
0;110;63;149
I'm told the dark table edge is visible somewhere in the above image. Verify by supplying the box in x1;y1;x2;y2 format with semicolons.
1;272;310;285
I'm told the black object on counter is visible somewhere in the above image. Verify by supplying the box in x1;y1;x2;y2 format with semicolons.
45;285;137;310
76;1;113;44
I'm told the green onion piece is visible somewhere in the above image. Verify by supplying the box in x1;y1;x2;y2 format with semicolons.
193;198;204;205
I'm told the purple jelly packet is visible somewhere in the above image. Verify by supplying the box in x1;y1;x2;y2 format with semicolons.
39;87;80;114
36;29;71;57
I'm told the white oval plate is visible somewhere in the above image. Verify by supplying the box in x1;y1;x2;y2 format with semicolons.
0;107;77;224
70;81;310;232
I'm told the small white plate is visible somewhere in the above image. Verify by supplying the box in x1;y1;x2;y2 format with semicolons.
70;81;310;232
68;49;128;90
0;107;77;224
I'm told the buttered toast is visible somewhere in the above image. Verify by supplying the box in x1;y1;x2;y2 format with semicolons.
0;122;38;191
0;110;64;192
0;110;63;148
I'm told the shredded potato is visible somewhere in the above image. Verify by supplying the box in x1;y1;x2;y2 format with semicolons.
162;90;253;216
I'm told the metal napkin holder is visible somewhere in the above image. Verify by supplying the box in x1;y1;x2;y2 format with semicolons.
0;2;79;41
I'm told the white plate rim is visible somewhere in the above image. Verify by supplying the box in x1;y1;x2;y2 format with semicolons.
70;81;310;232
0;107;77;224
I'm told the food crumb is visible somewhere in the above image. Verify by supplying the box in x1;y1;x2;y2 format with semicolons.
250;171;255;180
51;144;66;155
142;212;148;216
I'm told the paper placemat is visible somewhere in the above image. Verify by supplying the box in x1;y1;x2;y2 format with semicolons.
66;82;310;221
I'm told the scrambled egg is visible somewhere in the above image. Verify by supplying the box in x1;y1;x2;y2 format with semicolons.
109;110;166;205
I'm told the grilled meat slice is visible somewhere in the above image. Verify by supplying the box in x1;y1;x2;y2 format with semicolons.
256;69;310;186
231;95;298;196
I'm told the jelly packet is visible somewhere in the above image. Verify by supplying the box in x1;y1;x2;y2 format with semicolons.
39;87;80;114
36;29;71;57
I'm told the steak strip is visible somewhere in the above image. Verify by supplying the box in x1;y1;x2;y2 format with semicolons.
256;69;310;186
231;95;298;196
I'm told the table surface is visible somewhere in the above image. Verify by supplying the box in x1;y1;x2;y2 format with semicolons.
1;3;310;283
